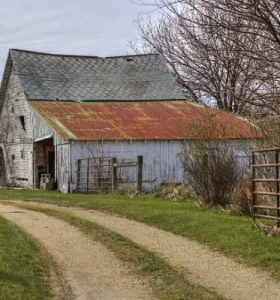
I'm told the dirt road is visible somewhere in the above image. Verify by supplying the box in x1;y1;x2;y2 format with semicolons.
19;201;280;300
0;204;154;300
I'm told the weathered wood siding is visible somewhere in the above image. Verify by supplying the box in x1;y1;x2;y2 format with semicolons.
71;140;185;192
0;68;33;187
0;68;70;191
57;143;70;193
70;140;253;192
31;109;70;193
31;109;55;141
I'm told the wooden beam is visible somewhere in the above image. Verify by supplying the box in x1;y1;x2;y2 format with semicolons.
111;158;117;193
137;156;143;193
276;151;280;227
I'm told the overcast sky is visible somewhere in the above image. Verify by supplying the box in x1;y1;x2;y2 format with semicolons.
0;0;152;77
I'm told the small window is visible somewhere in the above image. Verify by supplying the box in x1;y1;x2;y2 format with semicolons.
11;105;14;113
19;116;25;131
11;154;15;160
21;150;25;160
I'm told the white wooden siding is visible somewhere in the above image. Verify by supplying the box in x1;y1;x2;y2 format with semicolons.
31;109;70;192
70;140;253;192
71;140;185;192
0;68;33;187
0;68;70;191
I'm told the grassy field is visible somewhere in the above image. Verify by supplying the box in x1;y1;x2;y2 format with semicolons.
1;189;280;279
0;214;52;300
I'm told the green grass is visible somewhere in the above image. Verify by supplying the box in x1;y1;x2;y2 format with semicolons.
2;189;280;279
11;203;221;300
0;214;52;300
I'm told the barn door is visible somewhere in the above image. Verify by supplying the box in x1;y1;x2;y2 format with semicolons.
0;147;6;185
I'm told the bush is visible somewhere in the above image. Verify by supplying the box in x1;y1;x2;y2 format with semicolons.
181;140;243;207
230;179;253;215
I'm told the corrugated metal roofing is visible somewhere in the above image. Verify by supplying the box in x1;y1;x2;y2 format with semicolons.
30;100;262;141
9;49;185;102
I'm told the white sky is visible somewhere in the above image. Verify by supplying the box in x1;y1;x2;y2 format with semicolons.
0;0;153;77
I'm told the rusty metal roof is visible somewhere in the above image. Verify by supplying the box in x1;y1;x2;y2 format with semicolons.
30;101;262;141
8;49;184;102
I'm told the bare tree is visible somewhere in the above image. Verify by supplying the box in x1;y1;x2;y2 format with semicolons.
255;115;280;146
133;0;280;115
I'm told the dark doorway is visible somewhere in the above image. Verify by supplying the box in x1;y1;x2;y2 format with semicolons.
34;138;55;188
37;165;46;188
0;148;6;185
48;151;55;179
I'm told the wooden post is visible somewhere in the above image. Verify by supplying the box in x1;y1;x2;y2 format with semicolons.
77;159;81;192
276;150;280;227
111;158;117;193
137;156;143;193
252;152;256;221
87;159;89;193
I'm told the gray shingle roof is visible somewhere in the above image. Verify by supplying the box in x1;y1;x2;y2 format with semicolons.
9;49;185;102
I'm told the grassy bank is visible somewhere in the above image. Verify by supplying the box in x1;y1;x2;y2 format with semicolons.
0;214;52;300
1;189;280;279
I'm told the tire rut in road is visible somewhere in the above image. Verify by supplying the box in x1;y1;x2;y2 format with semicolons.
0;204;155;300
22;201;280;300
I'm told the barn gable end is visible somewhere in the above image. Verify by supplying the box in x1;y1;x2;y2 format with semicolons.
0;59;33;186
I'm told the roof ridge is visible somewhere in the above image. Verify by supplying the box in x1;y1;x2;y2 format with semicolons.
10;49;99;59
10;49;159;60
105;53;159;59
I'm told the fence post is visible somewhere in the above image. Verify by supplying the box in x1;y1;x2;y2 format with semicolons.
251;152;256;221
111;158;117;192
87;159;89;192
77;159;81;192
276;150;280;227
137;156;143;193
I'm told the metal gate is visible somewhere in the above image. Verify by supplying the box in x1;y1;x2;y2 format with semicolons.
252;147;280;226
76;156;143;194
77;157;112;193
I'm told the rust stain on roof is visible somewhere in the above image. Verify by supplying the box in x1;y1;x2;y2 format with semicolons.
30;101;262;141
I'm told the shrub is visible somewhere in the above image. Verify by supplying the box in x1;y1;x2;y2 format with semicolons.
181;140;243;207
230;179;253;215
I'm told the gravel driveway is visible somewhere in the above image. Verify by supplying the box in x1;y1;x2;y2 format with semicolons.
22;201;280;300
0;203;154;300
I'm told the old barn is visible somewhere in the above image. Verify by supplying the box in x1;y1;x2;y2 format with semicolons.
0;49;261;192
